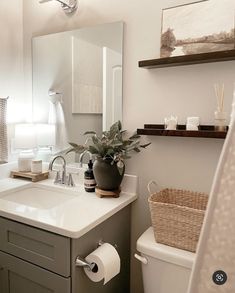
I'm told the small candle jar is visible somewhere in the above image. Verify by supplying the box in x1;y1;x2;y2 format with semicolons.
214;111;227;132
186;117;200;131
31;160;43;174
164;116;178;130
18;150;35;172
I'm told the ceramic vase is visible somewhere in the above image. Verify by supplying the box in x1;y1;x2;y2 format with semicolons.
93;158;125;191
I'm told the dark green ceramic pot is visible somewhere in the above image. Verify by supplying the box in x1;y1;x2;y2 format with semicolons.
93;158;125;190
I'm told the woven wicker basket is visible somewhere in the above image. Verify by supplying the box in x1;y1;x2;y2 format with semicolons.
148;181;208;252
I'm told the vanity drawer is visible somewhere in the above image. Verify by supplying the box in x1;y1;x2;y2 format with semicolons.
0;250;71;293
0;217;71;277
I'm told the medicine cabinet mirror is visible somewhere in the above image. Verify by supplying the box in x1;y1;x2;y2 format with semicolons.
32;22;123;145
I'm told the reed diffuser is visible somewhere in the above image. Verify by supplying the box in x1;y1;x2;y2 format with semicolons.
214;83;227;132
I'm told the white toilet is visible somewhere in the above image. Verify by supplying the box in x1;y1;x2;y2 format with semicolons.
136;227;195;293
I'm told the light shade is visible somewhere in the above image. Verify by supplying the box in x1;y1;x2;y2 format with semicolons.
36;124;56;146
14;124;37;149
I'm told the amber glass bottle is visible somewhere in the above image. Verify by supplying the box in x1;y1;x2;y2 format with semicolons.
84;160;96;192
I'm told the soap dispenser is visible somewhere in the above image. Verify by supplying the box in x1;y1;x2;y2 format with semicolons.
84;160;96;192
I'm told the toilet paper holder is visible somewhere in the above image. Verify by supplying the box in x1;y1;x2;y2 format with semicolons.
75;256;96;271
75;240;118;271
75;240;104;271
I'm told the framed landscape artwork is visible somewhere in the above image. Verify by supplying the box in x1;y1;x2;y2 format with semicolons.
160;0;235;58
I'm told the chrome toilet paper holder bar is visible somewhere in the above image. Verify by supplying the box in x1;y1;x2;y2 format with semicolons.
99;240;118;249
75;240;118;271
75;256;96;271
75;240;104;271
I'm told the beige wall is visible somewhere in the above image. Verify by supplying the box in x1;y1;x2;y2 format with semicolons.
22;1;234;293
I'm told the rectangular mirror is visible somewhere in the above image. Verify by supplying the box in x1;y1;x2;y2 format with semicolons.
32;22;123;147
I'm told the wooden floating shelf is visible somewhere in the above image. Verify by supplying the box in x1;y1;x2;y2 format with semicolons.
139;49;235;69
137;124;228;139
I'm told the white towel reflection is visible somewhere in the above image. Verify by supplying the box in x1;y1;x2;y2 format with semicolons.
48;100;69;152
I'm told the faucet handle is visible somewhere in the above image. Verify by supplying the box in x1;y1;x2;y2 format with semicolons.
67;173;76;187
61;170;66;185
54;171;61;184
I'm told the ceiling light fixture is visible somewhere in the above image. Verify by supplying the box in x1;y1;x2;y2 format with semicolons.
39;0;78;14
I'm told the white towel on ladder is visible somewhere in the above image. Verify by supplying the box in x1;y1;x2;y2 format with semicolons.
0;98;8;163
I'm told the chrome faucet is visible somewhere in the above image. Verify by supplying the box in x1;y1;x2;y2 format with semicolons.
49;155;75;187
79;150;92;168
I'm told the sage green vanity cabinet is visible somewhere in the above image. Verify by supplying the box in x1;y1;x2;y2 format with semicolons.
0;206;131;293
0;217;70;277
0;251;71;293
71;206;131;293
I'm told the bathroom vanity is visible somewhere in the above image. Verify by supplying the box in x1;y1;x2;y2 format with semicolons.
0;20;128;292
0;175;137;293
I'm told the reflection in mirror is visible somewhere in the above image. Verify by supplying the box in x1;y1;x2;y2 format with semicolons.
32;22;123;153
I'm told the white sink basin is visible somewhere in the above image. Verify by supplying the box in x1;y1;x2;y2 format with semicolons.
0;184;79;209
0;175;138;238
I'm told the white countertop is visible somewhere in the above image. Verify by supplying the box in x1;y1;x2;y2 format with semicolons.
0;175;138;239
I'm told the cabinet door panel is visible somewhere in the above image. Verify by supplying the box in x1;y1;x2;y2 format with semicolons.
0;217;70;277
0;251;71;293
8;271;52;293
0;266;8;292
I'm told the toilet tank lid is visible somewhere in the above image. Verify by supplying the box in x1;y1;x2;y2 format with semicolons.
137;227;195;269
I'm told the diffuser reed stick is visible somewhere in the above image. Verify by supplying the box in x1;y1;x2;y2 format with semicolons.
214;83;226;131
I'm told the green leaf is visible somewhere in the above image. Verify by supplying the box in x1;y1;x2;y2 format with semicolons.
122;154;131;159
117;160;125;175
84;131;96;135
66;145;87;154
92;136;99;144
69;142;79;148
88;145;99;154
134;147;141;153
140;142;151;148
109;121;121;139
106;148;115;156
122;140;132;147
117;120;122;131
129;133;141;140
110;142;123;148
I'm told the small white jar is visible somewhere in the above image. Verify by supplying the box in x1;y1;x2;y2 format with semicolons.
18;150;35;172
31;160;43;174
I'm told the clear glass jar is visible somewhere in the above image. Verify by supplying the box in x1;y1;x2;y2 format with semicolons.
214;111;227;132
18;150;35;172
37;147;53;162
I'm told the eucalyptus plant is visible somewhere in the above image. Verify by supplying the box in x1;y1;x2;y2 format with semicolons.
67;121;150;172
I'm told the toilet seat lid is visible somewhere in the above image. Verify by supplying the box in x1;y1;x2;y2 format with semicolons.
137;227;195;269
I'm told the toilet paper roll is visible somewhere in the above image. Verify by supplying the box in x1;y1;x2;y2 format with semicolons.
84;243;121;285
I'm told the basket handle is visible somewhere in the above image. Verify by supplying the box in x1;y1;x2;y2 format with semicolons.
147;180;160;195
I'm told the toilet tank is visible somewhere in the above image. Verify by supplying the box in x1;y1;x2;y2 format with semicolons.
136;227;195;293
